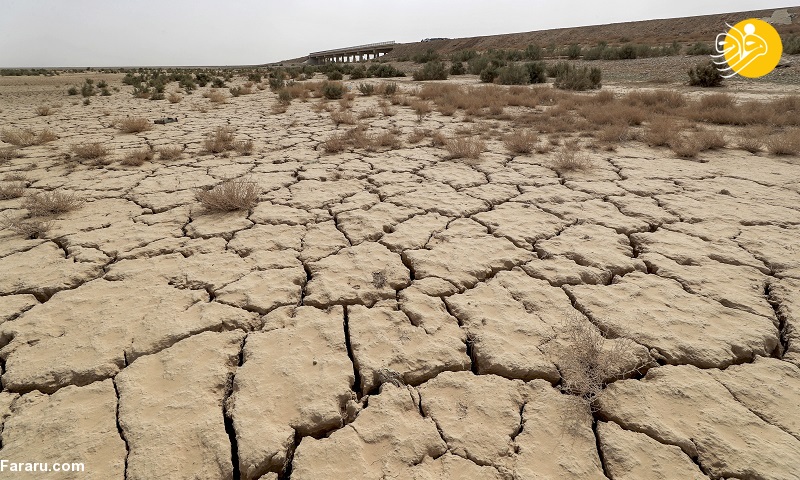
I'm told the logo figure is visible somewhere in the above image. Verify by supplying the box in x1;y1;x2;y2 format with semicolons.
712;19;783;78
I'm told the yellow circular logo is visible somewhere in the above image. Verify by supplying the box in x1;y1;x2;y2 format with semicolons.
717;19;783;78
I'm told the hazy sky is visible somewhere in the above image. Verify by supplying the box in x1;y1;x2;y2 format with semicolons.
0;1;790;67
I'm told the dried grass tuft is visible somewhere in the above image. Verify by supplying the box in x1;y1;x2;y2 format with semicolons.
71;142;110;160
195;178;259;212
117;117;152;134
23;190;84;216
503;130;538;154
552;143;593;172
444;137;485;159
158;145;183;160
0;182;25;200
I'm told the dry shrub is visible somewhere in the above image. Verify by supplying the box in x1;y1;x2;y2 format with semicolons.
582;103;648;127
168;92;182;103
338;97;353;110
379;101;396;117
357;108;377;120
1;215;52;239
0;182;25;199
117;117;152;134
444;137;485;159
698;93;735;110
331;110;356;126
23;190;84;216
765;129;800;155
0;147;21;163
557;315;643;410
368;131;402;151
35;105;52;116
503;130;538;154
234;139;254;155
669;135;701;158
322;134;347;154
642;117;680;147
196;178;259;212
206;89;227;104
411;101;432;122
71;142;110;160
552;143;593;172
431;131;447;147
737;126;770;153
158;145;183;160
284;83;308;100
408;129;426;144
597;124;630;143
2;128;58;147
203;127;236;153
120;148;153;166
693;130;726;150
624;90;686;113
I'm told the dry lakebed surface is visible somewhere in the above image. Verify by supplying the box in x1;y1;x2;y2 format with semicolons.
0;71;799;479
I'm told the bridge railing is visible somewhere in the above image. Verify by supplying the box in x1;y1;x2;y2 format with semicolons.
309;41;396;57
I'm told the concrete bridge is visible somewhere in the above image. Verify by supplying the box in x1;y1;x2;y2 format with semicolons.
308;41;395;64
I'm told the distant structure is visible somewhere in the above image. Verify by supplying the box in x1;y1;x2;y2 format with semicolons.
421;38;450;42
308;41;395;64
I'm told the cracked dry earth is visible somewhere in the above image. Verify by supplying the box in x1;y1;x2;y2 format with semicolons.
1;73;800;480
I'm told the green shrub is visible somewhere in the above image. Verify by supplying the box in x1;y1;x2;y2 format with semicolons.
412;61;448;81
546;61;572;78
211;77;226;88
67;86;78;95
80;80;96;97
450;50;478;63
449;62;466;75
784;35;800;55
349;66;367;80
321;81;345;99
554;65;602;91
382;82;398;95
268;76;284;91
685;42;714;55
327;70;343;81
479;65;500;83
496;64;530;85
367;64;405;78
413;49;440;64
524;44;543;60
525;62;547;84
565;44;582;60
688;61;722;87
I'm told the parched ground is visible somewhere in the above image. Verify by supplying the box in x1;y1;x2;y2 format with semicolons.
1;72;800;480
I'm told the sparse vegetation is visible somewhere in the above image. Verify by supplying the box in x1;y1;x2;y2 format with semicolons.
412;61;448;81
158;145;183;160
23;190;84;216
195;178;259;212
444;137;485;159
321;81;345;100
765;129;800;155
117;117;152;134
1;215;53;239
71;142;110;160
552;143;593;172
120;148;154;166
35;105;52;116
503;130;538;154
688;61;722;87
554;65;602;91
0;147;21;163
358;83;375;96
203;127;236;154
1;128;58;147
0;182;25;199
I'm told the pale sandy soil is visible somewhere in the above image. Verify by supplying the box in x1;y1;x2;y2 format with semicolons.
1;73;799;480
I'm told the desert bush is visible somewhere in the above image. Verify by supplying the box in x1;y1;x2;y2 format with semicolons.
357;83;375;96
2;128;57;147
168;92;182;103
379;101;397;116
206;89;227;104
765;129;800;155
444;137;485;159
1;215;52;239
67;86;79;96
203;127;236;153
624;90;686;112
737;126;770;153
546;61;572;78
685;42;714;55
412;61;448;81
0;147;21;163
408;129;426;144
322;133;347;154
0;182;24;199
326;70;343;81
552;143;593;172
525;62;547;84
321;81;345;100
357;107;377;119
556;315;642;410
411;101;432;122
785;35;800;55
565;44;582;59
688;61;722;87
554;65;602;91
380;82;398;96
158;145;183;160
234;139;254;155
117;117;152;134
331;110;356;126
669;135;701;158
195;178;259;212
495;64;530;85
503;130;538;154
368;131;402;151
413;49;440;64
349;66;367;80
23;190;84;216
35;105;52;116
120;148;154;166
71;142;109;160
277;89;292;105
597;124;630;143
449;62;466;75
693;130;726;150
642;117;680;147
